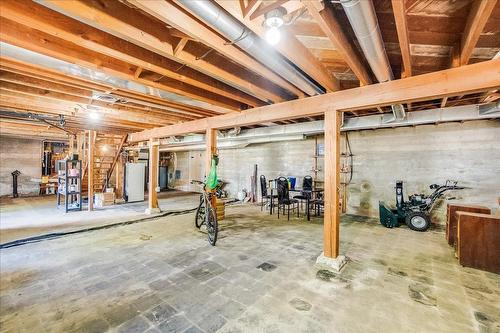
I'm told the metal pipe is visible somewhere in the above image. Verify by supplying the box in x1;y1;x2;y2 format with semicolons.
177;0;325;96
340;0;393;82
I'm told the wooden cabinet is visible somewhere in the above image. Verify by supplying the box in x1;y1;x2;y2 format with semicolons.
456;212;500;274
446;203;490;247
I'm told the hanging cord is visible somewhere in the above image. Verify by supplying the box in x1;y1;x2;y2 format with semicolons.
345;132;354;185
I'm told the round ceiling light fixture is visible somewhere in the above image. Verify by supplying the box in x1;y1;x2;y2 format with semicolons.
264;6;287;45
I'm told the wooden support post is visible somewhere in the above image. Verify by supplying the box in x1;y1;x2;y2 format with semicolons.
69;134;74;155
206;128;217;208
205;128;217;177
323;110;341;258
148;138;159;212
88;130;96;211
115;155;124;200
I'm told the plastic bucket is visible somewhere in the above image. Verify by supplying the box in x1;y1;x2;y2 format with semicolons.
288;177;296;189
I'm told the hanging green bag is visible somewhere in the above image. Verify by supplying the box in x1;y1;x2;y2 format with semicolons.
206;155;218;190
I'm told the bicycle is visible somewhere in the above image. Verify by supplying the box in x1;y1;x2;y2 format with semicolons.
191;179;218;246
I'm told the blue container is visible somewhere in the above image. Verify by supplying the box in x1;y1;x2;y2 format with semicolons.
288;177;296;189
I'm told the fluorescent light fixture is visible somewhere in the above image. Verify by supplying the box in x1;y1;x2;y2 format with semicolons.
265;26;281;45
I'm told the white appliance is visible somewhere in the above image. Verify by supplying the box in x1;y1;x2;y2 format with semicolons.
125;163;145;202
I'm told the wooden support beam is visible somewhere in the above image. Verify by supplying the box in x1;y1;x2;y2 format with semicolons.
242;0;263;18
88;130;96;211
134;67;142;79
249;0;289;20
128;59;500;142
460;0;498;66
215;0;340;92
205;128;217;176
323;110;341;258
148;138;159;210
0;0;260;108
303;1;372;85
440;97;448;108
115;153;124;200
130;0;300;100
0;17;246;111
391;0;412;77
0;57;219;118
38;0;285;104
173;38;189;56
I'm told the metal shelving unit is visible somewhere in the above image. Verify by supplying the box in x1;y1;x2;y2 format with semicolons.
57;159;82;212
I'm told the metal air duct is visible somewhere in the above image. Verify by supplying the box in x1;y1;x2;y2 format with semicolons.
340;0;393;82
177;0;325;96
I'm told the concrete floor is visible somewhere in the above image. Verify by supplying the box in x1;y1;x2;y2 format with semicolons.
0;204;499;333
0;191;200;244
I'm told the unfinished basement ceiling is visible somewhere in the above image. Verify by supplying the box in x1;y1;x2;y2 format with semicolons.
0;0;499;139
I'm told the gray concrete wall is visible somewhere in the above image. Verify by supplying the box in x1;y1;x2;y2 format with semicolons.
172;120;500;225
0;136;42;196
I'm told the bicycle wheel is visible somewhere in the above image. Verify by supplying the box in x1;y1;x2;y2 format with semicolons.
195;195;206;229
206;205;218;246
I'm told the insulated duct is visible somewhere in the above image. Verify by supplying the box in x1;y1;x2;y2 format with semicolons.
177;0;325;96
340;0;393;82
340;0;405;121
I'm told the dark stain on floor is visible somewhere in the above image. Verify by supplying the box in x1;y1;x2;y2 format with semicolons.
408;283;437;306
289;298;312;311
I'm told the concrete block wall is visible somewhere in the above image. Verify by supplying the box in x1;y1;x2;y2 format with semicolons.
172;120;500;225
0;137;42;197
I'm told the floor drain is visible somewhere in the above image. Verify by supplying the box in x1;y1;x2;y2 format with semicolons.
256;262;277;272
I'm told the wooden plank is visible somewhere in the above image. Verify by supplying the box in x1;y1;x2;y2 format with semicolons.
457;212;500;274
460;0;498;65
243;0;263;18
131;0;299;101
148;138;159;209
128;58;500;142
88;130;96;211
38;0;285;104
249;0;289;20
205;128;217;176
391;0;412;77
303;1;372;85
115;153;124;200
215;0;340;92
173;38;189;56
446;203;491;247
323;109;340;258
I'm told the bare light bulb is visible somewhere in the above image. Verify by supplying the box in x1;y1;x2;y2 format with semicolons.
265;26;281;45
89;112;100;121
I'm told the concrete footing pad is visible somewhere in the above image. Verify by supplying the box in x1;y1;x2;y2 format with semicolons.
315;252;347;272
144;207;161;215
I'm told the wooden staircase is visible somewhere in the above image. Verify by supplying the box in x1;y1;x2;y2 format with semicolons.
78;132;127;197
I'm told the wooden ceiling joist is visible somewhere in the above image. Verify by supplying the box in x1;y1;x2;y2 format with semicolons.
0;18;250;112
0;0;266;108
460;0;498;66
241;0;263;19
391;0;412;77
303;1;373;85
0;57;218;119
128;59;500;142
215;0;340;92
37;0;288;104
127;0;304;99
